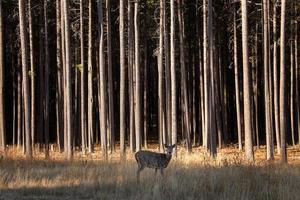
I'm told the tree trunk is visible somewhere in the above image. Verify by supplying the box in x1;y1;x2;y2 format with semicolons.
106;0;115;153
56;0;63;152
44;0;50;159
164;0;171;144
273;0;280;154
241;0;254;162
170;0;177;151
233;6;242;151
18;0;32;159
178;0;191;152
263;0;274;160
28;0;35;151
97;0;107;157
158;0;165;152
88;0;94;153
63;0;73;160
80;0;87;155
119;0;126;156
290;38;295;146
279;0;287;163
0;0;5;151
134;0;141;152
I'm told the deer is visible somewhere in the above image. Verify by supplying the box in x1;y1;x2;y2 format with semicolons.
135;144;176;182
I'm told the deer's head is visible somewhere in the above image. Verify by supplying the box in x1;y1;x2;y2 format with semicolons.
164;144;176;155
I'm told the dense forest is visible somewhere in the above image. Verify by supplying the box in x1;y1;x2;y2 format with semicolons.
0;0;299;163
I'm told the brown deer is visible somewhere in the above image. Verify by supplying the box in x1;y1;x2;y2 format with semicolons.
135;144;176;182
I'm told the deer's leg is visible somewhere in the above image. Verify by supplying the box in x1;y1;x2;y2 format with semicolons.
137;165;144;183
155;168;158;175
160;169;164;177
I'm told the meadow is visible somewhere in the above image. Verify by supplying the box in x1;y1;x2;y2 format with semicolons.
0;146;300;200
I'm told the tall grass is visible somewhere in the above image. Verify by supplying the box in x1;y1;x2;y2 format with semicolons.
0;146;300;199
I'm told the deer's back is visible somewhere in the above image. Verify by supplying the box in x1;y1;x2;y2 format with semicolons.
135;150;171;169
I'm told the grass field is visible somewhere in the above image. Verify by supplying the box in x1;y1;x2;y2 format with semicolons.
1;146;300;200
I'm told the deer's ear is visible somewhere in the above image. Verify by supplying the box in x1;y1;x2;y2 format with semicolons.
172;144;176;148
164;144;168;148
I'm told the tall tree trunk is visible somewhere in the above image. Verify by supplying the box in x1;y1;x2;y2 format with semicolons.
128;0;135;153
158;0;165;152
28;0;35;151
241;0;254;161
203;0;209;149
56;0;63;152
0;0;5;152
80;0;87;155
170;0;177;151
44;0;50;159
143;38;148;149
279;0;287;163
63;0;73;160
178;0;191;152
19;0;32;158
119;0;126;156
106;0;115;153
263;0;274;160
97;0;107;157
134;0;141;152
88;0;94;153
233;6;242;151
254;23;259;147
290;38;295;146
164;0;171;144
273;0;280;154
295;7;300;146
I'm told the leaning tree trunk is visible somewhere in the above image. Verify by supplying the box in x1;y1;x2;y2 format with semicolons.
119;0;126;156
63;0;73;160
279;0;287;163
134;0;141;152
241;0;254;162
0;0;4;151
18;0;32;159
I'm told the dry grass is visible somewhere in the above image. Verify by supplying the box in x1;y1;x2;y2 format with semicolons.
0;146;300;199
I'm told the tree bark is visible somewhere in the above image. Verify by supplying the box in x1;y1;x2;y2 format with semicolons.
170;0;177;151
88;0;94;153
44;0;50;159
80;0;87;155
0;0;5;151
233;6;242;151
119;0;126;156
106;0;115;153
97;0;107;158
134;0;141;152
279;0;287;163
63;0;73;160
241;0;254;162
18;0;32;158
263;0;274;160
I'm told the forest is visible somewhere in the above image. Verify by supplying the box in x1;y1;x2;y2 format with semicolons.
0;0;299;198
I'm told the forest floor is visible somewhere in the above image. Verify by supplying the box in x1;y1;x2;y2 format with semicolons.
0;145;300;199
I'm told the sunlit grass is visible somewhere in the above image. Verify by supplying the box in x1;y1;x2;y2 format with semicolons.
0;146;300;199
